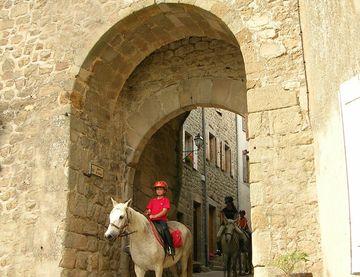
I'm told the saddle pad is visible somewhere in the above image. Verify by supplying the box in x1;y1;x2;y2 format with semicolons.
149;220;182;248
171;229;182;248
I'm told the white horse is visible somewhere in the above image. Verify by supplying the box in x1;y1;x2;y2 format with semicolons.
221;219;250;277
105;198;193;277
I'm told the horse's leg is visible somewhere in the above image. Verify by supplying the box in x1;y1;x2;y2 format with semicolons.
134;264;146;277
232;255;237;277
227;257;231;277
169;264;179;277
238;252;242;275
180;252;188;277
154;266;164;277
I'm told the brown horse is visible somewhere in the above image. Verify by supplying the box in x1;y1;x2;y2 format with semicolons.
105;198;193;277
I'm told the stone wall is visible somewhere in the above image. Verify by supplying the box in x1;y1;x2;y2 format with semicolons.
300;1;360;276
0;0;325;276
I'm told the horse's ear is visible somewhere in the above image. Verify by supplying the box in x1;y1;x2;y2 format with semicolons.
125;198;132;207
111;197;118;207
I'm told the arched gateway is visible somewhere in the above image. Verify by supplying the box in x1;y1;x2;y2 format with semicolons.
0;1;323;276
64;3;322;276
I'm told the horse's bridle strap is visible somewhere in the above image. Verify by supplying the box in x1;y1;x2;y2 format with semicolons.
110;223;125;230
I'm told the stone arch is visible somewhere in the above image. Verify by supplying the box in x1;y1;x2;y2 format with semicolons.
124;78;246;167
66;1;323;276
73;3;241;117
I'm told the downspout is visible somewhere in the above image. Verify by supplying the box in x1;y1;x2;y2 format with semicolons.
235;115;240;210
297;0;312;128
201;107;209;267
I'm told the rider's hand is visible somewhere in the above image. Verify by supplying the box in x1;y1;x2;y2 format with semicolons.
149;215;154;219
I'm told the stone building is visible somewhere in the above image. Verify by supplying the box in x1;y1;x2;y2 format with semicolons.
1;1;359;276
177;107;249;264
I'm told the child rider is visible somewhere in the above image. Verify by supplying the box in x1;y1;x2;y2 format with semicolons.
145;180;175;257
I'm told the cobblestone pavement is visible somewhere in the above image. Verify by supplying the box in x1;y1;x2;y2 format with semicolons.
194;271;253;277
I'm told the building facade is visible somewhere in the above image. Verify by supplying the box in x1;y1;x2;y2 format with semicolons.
177;107;249;264
1;1;359;276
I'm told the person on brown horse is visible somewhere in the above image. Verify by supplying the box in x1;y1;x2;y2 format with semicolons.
216;196;238;256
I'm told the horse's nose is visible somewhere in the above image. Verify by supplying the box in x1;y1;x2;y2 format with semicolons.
105;233;113;240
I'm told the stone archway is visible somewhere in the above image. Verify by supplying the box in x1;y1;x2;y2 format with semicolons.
65;2;322;276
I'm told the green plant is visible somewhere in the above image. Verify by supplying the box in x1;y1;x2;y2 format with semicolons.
272;250;309;276
184;155;192;165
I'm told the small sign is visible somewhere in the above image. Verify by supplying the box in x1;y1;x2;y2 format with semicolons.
91;164;104;178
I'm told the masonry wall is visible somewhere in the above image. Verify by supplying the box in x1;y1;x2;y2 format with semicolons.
0;1;324;276
300;1;360;276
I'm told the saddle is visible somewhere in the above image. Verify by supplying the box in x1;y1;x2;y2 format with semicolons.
149;220;183;248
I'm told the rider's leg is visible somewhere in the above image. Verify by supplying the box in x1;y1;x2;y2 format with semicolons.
216;224;225;255
160;221;175;256
152;221;167;254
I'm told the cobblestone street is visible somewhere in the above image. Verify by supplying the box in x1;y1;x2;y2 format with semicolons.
194;271;252;277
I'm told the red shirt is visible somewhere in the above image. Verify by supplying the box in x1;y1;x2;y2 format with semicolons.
146;197;170;221
237;217;248;229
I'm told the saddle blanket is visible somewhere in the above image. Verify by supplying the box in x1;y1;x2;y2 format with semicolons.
149;221;183;248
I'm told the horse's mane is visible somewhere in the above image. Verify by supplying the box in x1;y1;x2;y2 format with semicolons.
127;206;150;232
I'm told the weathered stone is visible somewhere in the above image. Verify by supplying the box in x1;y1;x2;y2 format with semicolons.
260;41;286;58
10;4;29;18
60;249;77;269
247;85;298;113
0;2;324;276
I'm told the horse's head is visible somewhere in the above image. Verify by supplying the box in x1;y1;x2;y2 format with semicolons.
224;218;236;243
104;198;132;241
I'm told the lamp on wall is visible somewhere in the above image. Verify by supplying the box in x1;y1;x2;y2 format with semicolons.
182;133;204;161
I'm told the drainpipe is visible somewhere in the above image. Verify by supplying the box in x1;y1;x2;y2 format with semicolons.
235;115;240;210
201;107;209;267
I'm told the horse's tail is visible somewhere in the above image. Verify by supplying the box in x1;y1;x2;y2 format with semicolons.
187;251;193;277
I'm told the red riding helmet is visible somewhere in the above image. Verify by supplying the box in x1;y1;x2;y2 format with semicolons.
154;180;168;189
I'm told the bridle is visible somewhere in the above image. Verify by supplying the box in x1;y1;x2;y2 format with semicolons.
110;208;137;237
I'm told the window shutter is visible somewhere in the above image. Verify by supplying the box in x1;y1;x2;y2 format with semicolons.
230;150;234;177
182;129;186;160
206;131;210;161
216;138;220;167
193;140;198;170
221;142;225;171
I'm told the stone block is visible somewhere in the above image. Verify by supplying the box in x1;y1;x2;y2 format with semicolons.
247;85;298;113
60;248;77;269
252;230;271;266
260;41;286;59
251;206;268;230
269;106;303;135
250;182;265;207
75;251;88;270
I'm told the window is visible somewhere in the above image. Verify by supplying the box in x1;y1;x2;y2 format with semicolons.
225;144;231;174
243;150;249;183
209;133;216;163
184;132;193;166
